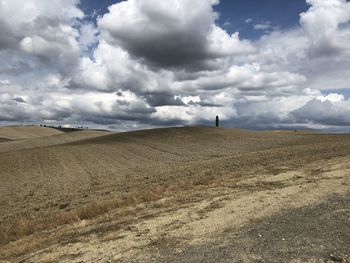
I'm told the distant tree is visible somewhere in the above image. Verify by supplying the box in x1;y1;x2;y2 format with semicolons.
216;115;219;128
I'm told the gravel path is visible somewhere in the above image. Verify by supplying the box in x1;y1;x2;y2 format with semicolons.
160;194;350;263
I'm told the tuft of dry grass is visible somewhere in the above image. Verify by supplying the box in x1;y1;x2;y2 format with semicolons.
0;178;213;245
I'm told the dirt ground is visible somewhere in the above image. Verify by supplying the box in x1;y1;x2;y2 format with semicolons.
0;126;349;262
0;126;63;140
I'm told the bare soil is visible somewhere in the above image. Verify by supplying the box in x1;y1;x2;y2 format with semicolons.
0;126;63;140
0;126;349;262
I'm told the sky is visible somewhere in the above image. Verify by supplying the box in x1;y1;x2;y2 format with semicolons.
1;0;350;131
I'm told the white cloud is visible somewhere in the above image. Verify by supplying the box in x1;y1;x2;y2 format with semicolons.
207;27;255;57
253;0;350;91
79;22;99;53
316;93;345;103
301;0;350;40
254;21;272;30
0;0;83;50
1;0;350;131
98;0;253;67
0;0;83;85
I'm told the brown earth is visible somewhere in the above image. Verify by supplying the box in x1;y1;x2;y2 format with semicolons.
0;126;349;262
0;125;63;140
0;129;110;153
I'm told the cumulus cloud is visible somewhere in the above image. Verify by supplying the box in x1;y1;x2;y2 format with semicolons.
98;0;254;68
300;0;350;40
255;0;350;90
0;0;82;50
0;0;83;95
1;0;350;131
300;0;350;61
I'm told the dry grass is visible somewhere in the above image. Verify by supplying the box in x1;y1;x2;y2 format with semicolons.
0;178;213;245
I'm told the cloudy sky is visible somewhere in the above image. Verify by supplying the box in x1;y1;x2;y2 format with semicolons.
1;0;350;131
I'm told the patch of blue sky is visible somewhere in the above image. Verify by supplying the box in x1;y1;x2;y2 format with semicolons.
80;0;309;40
79;0;118;22
214;0;308;40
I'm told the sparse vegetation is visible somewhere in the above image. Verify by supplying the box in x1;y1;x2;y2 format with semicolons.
0;176;216;245
0;126;349;262
0;188;158;245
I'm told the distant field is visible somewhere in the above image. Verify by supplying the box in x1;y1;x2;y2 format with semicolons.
0;126;349;262
0;125;63;140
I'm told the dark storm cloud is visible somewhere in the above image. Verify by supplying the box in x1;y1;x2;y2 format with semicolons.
98;0;254;69
189;101;223;107
13;97;26;103
112;100;156;115
142;93;185;107
98;0;212;67
108;30;212;67
78;110;156;125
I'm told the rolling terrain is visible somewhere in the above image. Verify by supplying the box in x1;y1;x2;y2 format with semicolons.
0;125;63;140
0;126;349;262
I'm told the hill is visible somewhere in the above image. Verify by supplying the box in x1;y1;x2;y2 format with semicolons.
0;125;63;140
0;126;307;222
0;129;110;153
0;126;349;262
